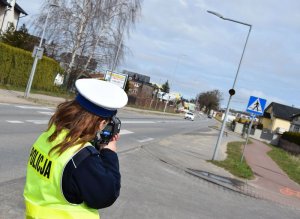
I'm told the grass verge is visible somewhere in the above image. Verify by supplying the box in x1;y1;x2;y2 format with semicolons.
267;144;300;185
209;141;254;179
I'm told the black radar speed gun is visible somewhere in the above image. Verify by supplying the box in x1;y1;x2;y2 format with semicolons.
92;116;121;149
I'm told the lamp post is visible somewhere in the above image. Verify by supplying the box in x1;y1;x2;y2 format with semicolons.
207;10;252;160
112;20;126;72
24;4;59;98
109;4;130;79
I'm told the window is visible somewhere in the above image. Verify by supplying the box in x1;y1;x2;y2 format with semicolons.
294;125;300;133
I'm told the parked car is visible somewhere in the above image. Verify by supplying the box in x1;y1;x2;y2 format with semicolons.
184;112;195;121
208;114;212;119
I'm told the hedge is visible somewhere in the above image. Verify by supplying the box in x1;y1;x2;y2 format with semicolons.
0;42;63;91
282;132;300;146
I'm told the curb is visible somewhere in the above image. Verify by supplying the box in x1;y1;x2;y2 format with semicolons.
140;144;261;199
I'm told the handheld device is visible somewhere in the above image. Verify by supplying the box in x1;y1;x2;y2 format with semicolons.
92;116;121;149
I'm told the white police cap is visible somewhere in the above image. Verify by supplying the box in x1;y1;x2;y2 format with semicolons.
75;78;128;118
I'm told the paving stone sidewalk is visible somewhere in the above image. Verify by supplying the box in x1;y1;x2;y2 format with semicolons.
245;139;300;209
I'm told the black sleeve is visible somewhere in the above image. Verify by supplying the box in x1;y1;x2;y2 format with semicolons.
62;148;121;209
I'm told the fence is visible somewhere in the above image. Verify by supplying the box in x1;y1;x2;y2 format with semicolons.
279;138;300;155
232;122;279;145
127;96;177;113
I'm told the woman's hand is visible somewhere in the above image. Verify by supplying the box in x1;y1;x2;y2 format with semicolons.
103;134;119;152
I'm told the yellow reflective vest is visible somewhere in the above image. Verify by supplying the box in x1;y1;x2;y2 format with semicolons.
23;125;99;219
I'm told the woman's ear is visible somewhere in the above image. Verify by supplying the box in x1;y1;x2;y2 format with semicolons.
99;119;108;131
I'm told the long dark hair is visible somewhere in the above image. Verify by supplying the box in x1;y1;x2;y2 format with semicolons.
47;100;105;155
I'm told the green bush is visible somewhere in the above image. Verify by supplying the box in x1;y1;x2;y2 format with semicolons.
0;42;63;91
282;132;300;146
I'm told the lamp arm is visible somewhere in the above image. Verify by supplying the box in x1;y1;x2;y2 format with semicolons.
223;17;252;27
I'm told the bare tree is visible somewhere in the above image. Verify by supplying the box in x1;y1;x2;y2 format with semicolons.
32;0;142;89
196;90;223;113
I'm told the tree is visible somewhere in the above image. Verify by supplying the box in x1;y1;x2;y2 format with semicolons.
189;98;195;103
196;90;222;113
161;80;170;93
32;0;142;89
0;24;39;51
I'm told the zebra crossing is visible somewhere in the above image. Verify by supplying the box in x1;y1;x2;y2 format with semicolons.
2;104;185;125
2;104;136;135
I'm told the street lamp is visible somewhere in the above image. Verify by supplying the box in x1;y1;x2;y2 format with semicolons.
24;3;59;98
112;19;126;72
207;10;252;160
110;4;130;74
163;54;186;113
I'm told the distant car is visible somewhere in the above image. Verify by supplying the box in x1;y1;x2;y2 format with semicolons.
208;114;212;119
184;112;195;121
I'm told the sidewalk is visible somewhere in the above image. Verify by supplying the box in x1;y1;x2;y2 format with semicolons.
0;89;67;106
1;88;300;210
245;139;300;209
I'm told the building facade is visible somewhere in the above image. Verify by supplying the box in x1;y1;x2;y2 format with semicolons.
260;102;300;133
123;70;150;83
0;0;27;33
290;113;300;133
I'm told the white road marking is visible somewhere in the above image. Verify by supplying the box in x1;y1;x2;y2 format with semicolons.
156;120;186;123
15;105;51;110
38;111;54;116
26;120;49;125
137;137;154;143
122;121;155;124
6;120;24;124
120;129;134;135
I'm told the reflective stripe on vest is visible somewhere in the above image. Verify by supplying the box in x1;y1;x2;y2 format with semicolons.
24;125;99;219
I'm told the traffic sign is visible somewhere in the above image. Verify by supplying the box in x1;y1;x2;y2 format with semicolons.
246;96;267;116
32;46;44;60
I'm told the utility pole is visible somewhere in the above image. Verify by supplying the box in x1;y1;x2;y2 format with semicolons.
24;4;59;98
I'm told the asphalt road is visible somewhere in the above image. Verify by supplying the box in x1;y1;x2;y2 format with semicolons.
1;103;300;218
0;103;211;183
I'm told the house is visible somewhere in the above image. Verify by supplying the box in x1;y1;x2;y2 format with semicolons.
290;113;300;133
0;0;27;33
123;70;150;83
260;102;300;133
156;91;182;102
127;80;154;98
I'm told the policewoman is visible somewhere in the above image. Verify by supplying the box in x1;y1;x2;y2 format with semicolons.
24;78;128;219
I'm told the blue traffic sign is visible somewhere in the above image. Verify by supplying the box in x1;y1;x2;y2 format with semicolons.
246;96;267;116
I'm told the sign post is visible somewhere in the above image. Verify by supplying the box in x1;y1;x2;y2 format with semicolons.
105;70;128;89
241;96;267;163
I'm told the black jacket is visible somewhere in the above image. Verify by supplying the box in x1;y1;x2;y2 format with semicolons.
62;147;121;209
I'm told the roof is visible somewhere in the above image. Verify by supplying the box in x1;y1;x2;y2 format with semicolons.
264;102;300;121
263;112;271;119
0;1;27;15
0;0;11;7
291;113;300;119
15;3;28;15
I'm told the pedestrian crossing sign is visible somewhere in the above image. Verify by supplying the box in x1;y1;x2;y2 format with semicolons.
246;96;267;116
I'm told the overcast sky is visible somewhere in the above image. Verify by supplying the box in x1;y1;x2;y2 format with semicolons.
17;0;300;111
